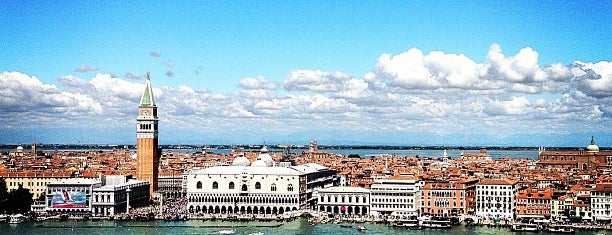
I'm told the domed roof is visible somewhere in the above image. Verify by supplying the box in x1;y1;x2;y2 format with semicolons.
16;146;23;150
232;154;250;166
256;146;274;167
586;136;599;153
251;159;267;167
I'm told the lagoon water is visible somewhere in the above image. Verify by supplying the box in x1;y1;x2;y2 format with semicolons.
1;218;606;235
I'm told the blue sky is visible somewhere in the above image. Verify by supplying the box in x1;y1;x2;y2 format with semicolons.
0;1;611;146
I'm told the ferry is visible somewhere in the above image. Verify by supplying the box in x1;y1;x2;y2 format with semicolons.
357;225;367;232
9;214;27;224
511;223;541;232
421;220;452;229
548;224;575;234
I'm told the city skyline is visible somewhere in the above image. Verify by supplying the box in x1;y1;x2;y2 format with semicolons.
1;1;611;146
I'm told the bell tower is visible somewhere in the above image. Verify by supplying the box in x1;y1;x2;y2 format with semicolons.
136;72;159;195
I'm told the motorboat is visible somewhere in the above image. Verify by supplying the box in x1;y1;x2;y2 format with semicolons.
218;229;236;234
548;224;575;233
9;214;27;224
357;226;367;232
511;223;541;232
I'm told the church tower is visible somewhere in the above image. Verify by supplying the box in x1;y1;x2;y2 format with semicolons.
137;72;159;195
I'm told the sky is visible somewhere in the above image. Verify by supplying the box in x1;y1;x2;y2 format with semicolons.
0;1;611;147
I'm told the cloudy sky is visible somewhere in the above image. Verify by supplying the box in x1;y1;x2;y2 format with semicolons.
1;1;610;146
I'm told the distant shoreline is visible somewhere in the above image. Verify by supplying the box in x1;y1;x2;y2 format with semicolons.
2;144;607;152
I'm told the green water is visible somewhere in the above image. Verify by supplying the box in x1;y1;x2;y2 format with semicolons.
0;218;608;235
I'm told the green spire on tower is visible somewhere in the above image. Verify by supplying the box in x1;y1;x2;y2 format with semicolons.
139;72;156;107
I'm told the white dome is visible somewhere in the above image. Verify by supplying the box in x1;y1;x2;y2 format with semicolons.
251;160;267;167
586;136;599;153
232;155;251;166
256;153;274;167
16;146;23;150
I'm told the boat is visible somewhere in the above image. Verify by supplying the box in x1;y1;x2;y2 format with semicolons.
548;224;575;233
9;214;27;224
218;229;236;234
340;223;352;228
247;232;264;235
0;214;8;223
357;226;367;232
511;223;541;232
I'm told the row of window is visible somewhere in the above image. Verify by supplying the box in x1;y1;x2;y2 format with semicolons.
196;181;293;192
371;198;413;204
139;123;156;130
320;195;367;204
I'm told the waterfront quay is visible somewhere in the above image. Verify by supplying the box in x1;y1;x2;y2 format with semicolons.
2;215;612;235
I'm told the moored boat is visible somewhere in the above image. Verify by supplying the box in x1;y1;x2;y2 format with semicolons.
218;229;236;234
9;214;27;224
548;224;575;233
357;225;367;232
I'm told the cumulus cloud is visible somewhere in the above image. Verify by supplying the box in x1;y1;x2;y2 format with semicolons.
0;44;610;143
284;69;352;92
74;65;99;73
239;76;277;90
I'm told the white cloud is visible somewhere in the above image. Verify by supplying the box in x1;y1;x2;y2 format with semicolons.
283;69;351;92
239;76;277;90
485;96;531;115
1;44;610;143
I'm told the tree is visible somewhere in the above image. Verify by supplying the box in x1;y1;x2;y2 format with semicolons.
0;178;8;214
6;183;33;214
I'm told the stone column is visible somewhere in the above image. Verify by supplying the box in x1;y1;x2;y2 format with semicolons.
126;188;131;214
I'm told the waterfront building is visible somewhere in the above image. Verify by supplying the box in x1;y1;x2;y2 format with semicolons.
317;186;370;216
516;188;553;219
421;178;478;217
45;178;101;215
290;163;339;209
136;72;160;195
186;148;336;216
551;194;574;221
370;176;421;217
459;147;492;162
475;179;517;220
91;175;150;216
1;173;93;200
591;183;611;221
537;137;610;171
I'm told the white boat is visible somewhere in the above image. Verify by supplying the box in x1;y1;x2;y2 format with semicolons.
0;214;8;223
357;226;367;232
247;232;264;235
9;214;27;224
218;229;236;234
511;223;540;232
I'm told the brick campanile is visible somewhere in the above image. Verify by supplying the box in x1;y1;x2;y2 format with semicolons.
136;72;159;196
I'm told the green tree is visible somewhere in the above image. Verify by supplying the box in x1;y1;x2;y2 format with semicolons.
0;178;8;213
7;183;33;214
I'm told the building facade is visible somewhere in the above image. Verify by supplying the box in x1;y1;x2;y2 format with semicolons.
136;73;160;195
591;183;612;221
158;174;185;198
317;186;370;216
537;137;610;170
91;175;150;216
475;179;517;219
421;178;477;217
186;166;303;215
45;178;101;215
370;177;421;217
516;188;553;219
